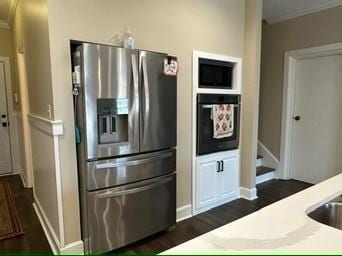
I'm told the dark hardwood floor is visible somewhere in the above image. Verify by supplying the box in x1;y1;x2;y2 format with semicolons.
0;175;312;254
0;175;51;253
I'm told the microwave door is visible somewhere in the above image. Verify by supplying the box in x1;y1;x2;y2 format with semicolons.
80;43;140;159
139;51;177;152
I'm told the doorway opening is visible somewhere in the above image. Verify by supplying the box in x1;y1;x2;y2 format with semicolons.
16;51;33;187
280;43;342;184
0;57;13;175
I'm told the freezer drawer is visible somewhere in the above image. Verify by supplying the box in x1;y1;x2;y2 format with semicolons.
86;149;176;190
86;173;176;253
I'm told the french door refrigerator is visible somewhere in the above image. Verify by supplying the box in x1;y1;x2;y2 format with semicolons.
73;43;177;253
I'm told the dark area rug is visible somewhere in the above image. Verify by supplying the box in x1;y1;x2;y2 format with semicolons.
0;181;24;240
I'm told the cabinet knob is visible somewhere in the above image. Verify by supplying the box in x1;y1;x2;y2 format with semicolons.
220;160;224;172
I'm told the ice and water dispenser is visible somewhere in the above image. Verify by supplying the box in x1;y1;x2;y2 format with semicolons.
97;98;128;144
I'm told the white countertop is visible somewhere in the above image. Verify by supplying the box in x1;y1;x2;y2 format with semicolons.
163;174;342;253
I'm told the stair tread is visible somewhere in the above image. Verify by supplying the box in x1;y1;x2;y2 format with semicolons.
256;166;274;176
257;154;263;159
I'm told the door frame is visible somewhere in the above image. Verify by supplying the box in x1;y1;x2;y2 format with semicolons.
279;42;342;179
0;56;18;175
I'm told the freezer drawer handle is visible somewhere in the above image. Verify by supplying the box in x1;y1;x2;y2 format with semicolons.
95;152;173;169
97;176;173;198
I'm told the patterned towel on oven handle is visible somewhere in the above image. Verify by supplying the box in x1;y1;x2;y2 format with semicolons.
211;104;234;139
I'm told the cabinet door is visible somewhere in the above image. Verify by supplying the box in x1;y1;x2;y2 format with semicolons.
219;153;239;200
196;159;220;209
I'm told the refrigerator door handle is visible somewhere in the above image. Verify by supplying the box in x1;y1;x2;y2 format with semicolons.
94;151;173;169
131;54;139;114
97;176;173;198
142;57;150;143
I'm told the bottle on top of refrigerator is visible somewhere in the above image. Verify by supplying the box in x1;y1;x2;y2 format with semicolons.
123;27;135;49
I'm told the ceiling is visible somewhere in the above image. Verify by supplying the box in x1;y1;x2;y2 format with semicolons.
263;0;342;24
1;0;342;28
0;0;17;29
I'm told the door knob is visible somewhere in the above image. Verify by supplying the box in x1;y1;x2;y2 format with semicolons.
294;116;301;121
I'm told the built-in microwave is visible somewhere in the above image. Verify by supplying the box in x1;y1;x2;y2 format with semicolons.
198;58;233;89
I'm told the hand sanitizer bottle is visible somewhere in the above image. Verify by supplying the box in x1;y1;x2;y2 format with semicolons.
123;27;135;49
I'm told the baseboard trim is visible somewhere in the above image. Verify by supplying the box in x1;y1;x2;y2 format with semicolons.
256;171;275;185
240;187;258;200
257;141;279;170
19;172;28;188
60;240;84;254
176;204;192;222
33;200;84;254
33;202;59;254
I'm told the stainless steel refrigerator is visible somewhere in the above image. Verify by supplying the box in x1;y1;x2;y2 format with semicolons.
73;42;177;253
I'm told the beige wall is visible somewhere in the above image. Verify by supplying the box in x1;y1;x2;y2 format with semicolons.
12;0;54;119
259;6;342;159
0;27;13;58
11;0;60;241
46;0;246;244
241;0;262;189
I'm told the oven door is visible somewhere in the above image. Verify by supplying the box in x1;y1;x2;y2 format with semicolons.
196;94;240;155
86;173;176;253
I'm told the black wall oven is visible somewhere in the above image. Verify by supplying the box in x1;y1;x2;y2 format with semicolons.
199;58;234;89
197;94;240;155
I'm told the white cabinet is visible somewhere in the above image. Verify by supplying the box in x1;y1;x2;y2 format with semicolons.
194;149;240;214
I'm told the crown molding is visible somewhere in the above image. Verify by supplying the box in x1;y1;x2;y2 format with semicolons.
0;0;18;29
266;0;342;24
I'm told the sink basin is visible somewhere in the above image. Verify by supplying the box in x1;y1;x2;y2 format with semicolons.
308;195;342;230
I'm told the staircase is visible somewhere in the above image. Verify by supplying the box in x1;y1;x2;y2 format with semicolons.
256;154;275;184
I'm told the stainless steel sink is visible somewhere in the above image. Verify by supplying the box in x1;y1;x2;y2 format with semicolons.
308;195;342;230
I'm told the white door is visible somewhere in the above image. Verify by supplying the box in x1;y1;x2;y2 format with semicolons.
291;55;342;184
219;153;239;200
196;158;219;209
0;62;12;174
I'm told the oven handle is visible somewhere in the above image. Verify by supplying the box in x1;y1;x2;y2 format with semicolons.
201;104;240;109
95;152;173;169
97;176;173;198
